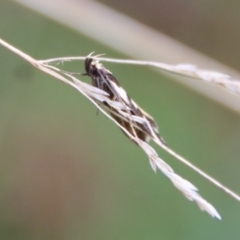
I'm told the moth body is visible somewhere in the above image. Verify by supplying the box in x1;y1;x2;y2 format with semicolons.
84;56;166;145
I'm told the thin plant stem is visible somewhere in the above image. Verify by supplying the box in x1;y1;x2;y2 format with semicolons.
2;37;240;219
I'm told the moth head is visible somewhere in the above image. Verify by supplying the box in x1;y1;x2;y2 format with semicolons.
85;57;103;76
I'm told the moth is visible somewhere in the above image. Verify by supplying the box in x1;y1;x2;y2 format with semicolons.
83;55;166;145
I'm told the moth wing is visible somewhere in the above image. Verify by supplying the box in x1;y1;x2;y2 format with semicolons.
108;80;131;104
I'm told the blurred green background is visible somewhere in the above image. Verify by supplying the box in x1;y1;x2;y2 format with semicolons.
1;1;240;240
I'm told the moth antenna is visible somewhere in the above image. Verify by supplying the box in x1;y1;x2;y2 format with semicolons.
87;51;95;58
92;53;105;59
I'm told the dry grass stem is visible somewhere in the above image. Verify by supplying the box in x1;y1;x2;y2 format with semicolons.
2;37;240;220
40;56;240;94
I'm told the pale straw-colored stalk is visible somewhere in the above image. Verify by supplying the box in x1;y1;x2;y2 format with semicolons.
2;37;240;219
41;56;240;94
